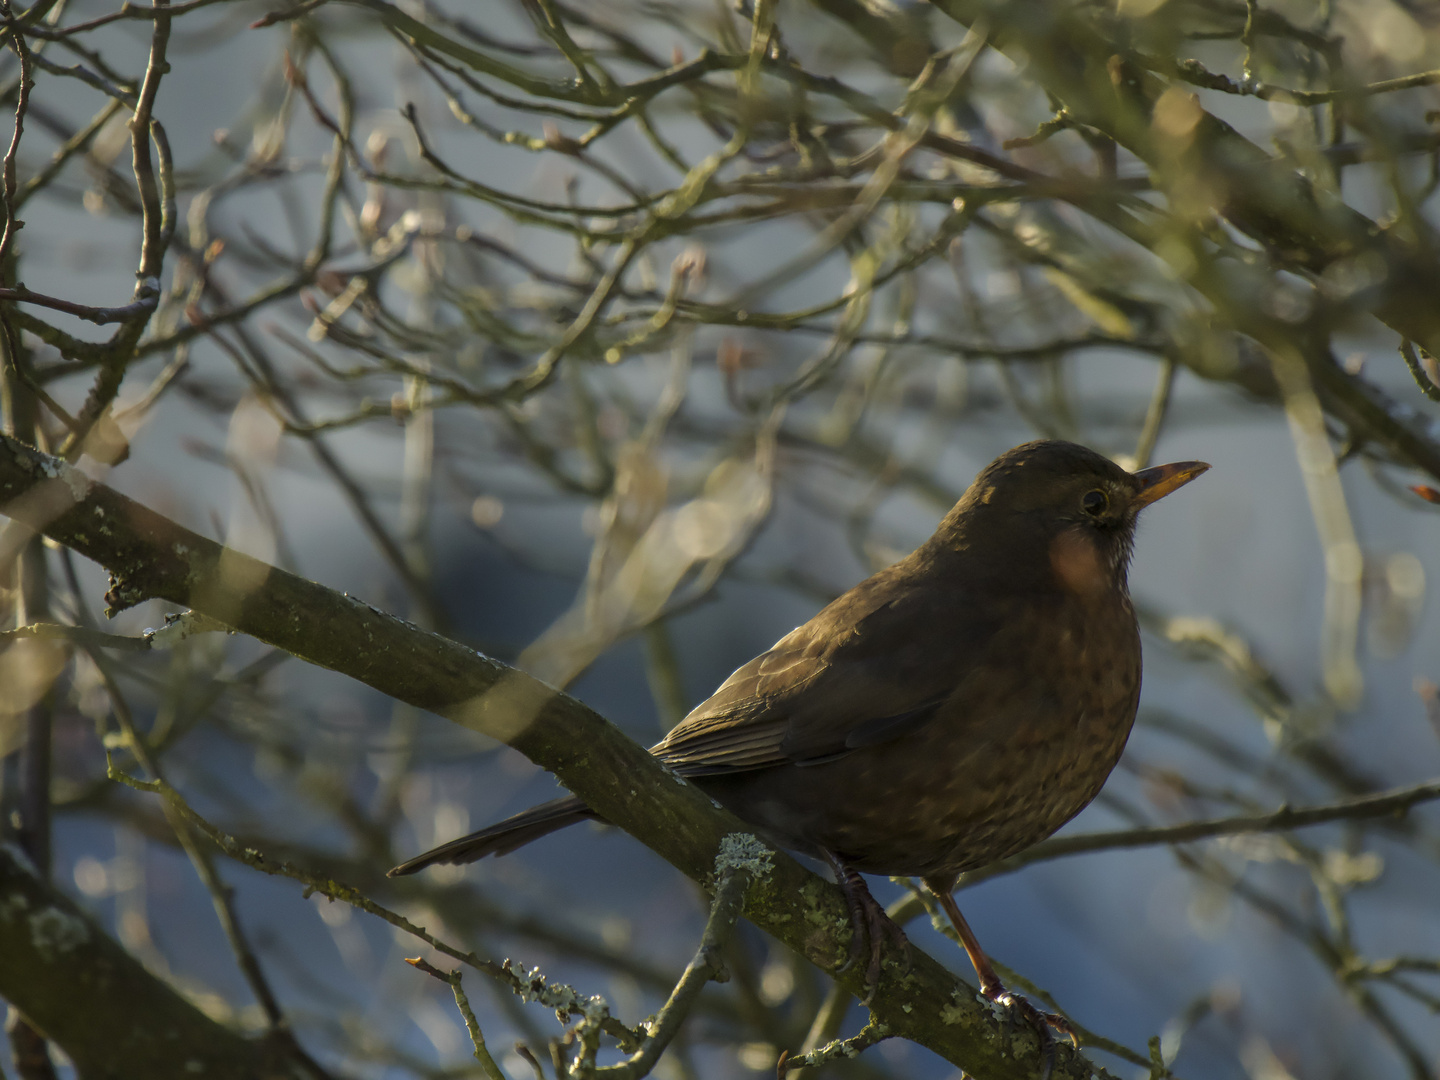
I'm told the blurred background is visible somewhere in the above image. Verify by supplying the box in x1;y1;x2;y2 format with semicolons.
1;0;1439;1077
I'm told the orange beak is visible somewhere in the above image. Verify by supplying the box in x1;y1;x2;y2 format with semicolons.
1131;460;1210;509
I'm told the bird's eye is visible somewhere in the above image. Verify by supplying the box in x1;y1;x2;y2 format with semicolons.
1081;489;1108;516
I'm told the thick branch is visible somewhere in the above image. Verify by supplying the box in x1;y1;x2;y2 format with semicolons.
0;845;283;1079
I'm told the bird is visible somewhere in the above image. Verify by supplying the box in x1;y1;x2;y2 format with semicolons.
391;439;1208;1036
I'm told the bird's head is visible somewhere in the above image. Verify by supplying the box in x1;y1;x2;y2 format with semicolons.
935;440;1209;597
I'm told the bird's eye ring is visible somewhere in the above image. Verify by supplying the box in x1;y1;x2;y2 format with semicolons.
1081;489;1108;516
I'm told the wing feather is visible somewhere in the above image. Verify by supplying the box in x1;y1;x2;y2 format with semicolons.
653;556;997;775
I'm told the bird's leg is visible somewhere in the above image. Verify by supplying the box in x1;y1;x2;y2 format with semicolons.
923;876;1077;1077
923;877;1006;997
823;850;908;1002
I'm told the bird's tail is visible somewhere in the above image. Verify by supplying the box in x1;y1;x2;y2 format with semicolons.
387;796;598;876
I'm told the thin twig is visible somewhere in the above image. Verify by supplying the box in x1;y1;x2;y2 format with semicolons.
0;1;34;271
1399;339;1440;403
404;959;508;1080
48;0;226;37
776;1017;890;1077
1240;0;1260;89
531;0;606;100
14;97;124;211
129;0;172;284
594;861;751;1078
251;0;330;29
0;621;151;651
92;650;290;1034
24;49;137;106
1131;355;1177;471
301;37;354;270
981;776;1440;873
0;286;157;324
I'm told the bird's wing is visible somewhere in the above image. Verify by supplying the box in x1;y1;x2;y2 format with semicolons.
653;567;995;775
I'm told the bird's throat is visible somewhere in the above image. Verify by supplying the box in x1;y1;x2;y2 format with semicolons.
1048;527;1114;599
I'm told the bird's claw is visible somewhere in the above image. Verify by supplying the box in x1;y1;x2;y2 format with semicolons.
987;989;1076;1080
837;889;909;1002
859;906;910;1003
835;890;868;976
826;852;910;1003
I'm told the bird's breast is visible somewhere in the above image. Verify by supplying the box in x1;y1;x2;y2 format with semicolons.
708;591;1145;878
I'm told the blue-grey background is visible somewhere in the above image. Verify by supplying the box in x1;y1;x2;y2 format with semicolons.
2;1;1438;1078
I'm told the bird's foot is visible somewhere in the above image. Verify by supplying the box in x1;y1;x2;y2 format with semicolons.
825;851;909;1003
984;986;1077;1080
923;878;1076;1075
852;897;910;1002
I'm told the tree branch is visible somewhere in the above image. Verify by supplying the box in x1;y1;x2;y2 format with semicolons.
0;845;288;1079
929;0;1440;360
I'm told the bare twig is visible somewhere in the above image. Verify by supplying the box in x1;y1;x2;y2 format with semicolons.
0;286;159;324
1399;339;1440;403
593;854;752;1078
404;959;508;1080
128;0;172;284
971;776;1440;876
49;0;227;37
0;621;151;651
777;1017;890;1077
1130;355;1177;471
94;652;291;1036
0;2;34;272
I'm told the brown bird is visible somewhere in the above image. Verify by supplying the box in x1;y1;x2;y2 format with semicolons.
391;440;1208;1031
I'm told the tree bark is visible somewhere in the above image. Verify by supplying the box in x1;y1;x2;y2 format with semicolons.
0;846;287;1079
